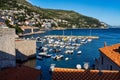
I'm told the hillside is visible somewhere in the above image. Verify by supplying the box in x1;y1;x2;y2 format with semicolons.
0;0;108;30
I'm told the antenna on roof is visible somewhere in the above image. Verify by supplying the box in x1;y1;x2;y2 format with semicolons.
83;62;89;70
76;64;81;69
104;42;107;47
49;64;55;72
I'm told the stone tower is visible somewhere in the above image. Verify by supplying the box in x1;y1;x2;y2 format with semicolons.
0;28;16;69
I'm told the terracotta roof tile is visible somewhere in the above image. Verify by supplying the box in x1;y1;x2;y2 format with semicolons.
52;68;120;80
0;22;5;25
99;44;120;66
0;65;41;80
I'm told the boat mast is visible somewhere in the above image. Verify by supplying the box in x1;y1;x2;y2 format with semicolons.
71;31;72;36
63;30;64;36
90;30;92;36
89;27;92;37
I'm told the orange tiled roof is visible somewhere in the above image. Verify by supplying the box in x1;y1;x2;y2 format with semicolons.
0;65;41;80
0;22;5;25
99;44;120;66
52;68;120;80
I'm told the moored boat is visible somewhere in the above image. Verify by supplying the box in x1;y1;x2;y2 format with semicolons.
51;54;64;60
65;57;69;60
55;55;64;60
65;50;74;54
36;56;43;60
77;51;82;55
38;52;52;57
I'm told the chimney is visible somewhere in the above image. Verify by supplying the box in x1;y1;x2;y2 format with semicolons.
104;42;107;47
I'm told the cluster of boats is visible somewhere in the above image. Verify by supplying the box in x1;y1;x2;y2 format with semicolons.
36;35;94;61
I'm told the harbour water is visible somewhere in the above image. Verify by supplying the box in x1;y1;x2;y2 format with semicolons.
24;28;120;79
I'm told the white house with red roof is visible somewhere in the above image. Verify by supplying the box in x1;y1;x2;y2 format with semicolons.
0;17;8;28
95;44;120;70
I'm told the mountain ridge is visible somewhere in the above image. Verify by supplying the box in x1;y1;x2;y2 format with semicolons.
0;0;108;29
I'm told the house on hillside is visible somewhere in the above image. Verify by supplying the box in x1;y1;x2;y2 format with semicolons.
0;17;8;28
0;17;5;22
41;22;51;29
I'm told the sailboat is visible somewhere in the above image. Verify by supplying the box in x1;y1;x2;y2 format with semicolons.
68;31;72;42
63;30;64;36
62;30;68;41
87;29;92;42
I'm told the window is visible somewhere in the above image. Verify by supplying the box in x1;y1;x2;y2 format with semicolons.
110;65;112;70
101;56;103;65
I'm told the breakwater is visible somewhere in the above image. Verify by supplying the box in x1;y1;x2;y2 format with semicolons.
45;35;99;39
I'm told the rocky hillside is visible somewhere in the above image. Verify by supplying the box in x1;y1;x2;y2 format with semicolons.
0;0;108;29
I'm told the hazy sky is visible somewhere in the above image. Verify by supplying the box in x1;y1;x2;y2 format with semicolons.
28;0;120;26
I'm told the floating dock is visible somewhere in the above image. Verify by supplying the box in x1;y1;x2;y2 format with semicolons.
45;35;99;39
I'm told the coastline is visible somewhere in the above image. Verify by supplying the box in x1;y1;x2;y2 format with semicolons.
20;30;45;36
19;28;109;37
49;27;109;31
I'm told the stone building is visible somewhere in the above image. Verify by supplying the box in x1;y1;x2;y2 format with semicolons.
0;28;16;69
0;17;5;23
15;40;36;61
95;44;120;70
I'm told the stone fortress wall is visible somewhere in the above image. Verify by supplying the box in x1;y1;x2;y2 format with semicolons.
0;28;36;69
0;28;16;68
15;40;36;61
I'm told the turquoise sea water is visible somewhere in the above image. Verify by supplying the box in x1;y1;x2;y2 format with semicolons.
25;28;120;79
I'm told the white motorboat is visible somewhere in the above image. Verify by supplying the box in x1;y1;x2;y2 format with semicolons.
65;46;74;49
38;52;51;57
77;51;82;55
52;55;64;60
55;55;64;60
81;38;86;42
87;38;92;42
65;57;69;60
38;52;47;56
36;56;43;60
42;47;48;51
65;50;74;54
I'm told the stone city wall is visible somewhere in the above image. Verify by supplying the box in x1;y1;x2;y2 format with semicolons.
15;40;36;61
0;28;16;68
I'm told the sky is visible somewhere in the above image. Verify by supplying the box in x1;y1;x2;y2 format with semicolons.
28;0;120;26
